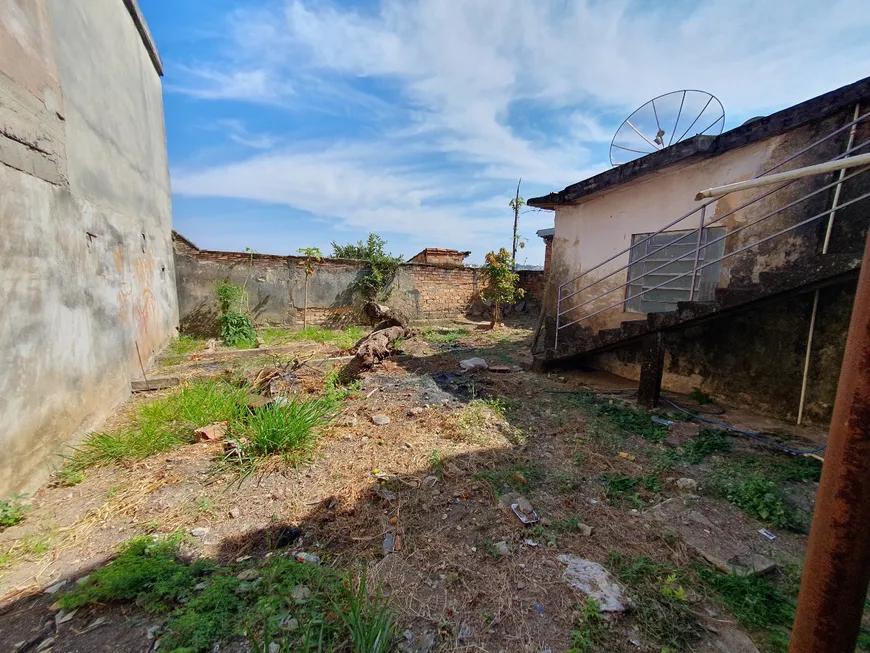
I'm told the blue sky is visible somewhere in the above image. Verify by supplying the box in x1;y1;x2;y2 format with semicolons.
141;0;870;265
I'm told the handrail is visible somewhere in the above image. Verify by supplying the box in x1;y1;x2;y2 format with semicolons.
556;110;870;296
553;110;870;351
558;189;870;330
556;164;870;319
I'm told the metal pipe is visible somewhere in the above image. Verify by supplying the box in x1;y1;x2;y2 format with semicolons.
558;189;870;330
789;230;870;653
695;152;870;200
558;169;870;320
555;284;562;351
797;103;860;425
689;205;706;301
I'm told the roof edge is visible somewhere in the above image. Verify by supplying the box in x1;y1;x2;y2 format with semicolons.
122;0;163;76
529;75;870;209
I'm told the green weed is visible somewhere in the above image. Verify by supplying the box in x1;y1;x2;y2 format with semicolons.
568;598;607;653
551;515;584;533
59;534;395;653
0;533;54;568
689;387;713;405
0;494;29;529
609;553;700;650
267;326;367;351
564;392;669;448
706;462;795;528
229;397;337;476
696;563;795;649
429;450;444;479
62;380;250;473
600;474;660;508
474;461;543;494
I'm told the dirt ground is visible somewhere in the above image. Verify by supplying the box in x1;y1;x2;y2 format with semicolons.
0;318;830;652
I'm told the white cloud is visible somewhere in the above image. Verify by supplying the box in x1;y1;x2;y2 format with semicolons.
169;0;870;260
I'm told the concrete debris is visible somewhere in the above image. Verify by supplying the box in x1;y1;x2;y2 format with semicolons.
557;555;627;612
79;617;108;634
236;569;260;581
280;615;299;631
229;507;241;519
44;580;68;595
407;406;424;416
268;642;280;653
577;523;594;537
398;631;437;653
194;422;227;442
646;498;777;577
190;527;209;538
55;609;77;626
146;625;163;641
423;475;439;488
459;357;488;371
676;478;698;490
371;414;391;426
495;540;510;556
383;533;396;555
458;624;474;643
36;637;55;652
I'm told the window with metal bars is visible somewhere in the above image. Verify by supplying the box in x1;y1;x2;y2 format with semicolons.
625;228;725;314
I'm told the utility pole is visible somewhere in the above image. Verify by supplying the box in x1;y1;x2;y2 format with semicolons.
510;178;524;270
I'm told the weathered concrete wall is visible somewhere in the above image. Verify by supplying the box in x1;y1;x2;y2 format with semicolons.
174;237;546;332
587;279;856;430
0;0;177;494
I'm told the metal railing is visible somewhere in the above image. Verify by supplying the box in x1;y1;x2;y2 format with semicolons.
554;110;870;351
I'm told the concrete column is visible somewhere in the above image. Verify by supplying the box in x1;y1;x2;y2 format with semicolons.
637;331;666;408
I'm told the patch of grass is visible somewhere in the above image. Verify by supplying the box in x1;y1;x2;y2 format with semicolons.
163;334;206;365
696;563;795;648
229;396;337;476
474;461;544;494
62;380;250;473
454;398;506;441
651;429;732;470
59;535;394;653
0;494;29;529
565;392;669;448
567;598;607;653
270;326;368;351
551;515;584;533
421;326;469;344
689;387;713;405
609;553;700;650
54;467;85;487
1;533;55;568
600;474;660;508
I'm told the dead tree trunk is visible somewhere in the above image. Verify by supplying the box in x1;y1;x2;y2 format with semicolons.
339;314;409;383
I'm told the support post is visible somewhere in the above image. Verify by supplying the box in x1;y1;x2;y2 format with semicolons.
789;230;870;653
637;331;665;408
689;205;706;301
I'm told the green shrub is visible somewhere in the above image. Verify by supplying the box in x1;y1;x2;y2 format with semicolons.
0;495;29;529
726;477;791;528
220;311;257;348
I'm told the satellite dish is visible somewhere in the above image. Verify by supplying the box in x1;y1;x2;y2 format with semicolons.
609;90;725;166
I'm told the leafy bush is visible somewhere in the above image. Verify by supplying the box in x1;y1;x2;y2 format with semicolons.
215;281;256;347
726;477;790;527
332;233;403;300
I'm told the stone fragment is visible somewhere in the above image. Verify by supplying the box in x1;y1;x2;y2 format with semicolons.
557;555;627;612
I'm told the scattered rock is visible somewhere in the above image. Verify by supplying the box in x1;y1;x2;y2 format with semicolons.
676;478;698;490
235;580;260;595
194;422;227;443
458;624;474;642
268;643;280;653
280;615;299;631
375;486;396;503
236;569;260;581
423;475;439;488
727;552;777;577
271;488;285;500
229;507;241;519
55;609;77;626
36;637;55;652
190;527;209;538
79;617;108;634
495;541;510;556
256;337;266;348
75;575;90;585
337;415;358;426
194;582;208;591
146;625;163;641
398;631;437;653
246;394;272;410
371;414;391;426
407;407;424;416
459;357;488;371
557;555;627;612
44;580;68;594
666;422;701;448
292;585;312;601
578;523;594;537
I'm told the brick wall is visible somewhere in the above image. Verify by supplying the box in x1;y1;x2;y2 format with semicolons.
398;265;478;319
518;270;547;302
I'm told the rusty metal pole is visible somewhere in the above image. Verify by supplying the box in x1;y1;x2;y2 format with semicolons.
790;230;870;653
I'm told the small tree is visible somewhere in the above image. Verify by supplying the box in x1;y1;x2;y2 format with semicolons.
297;247;322;329
331;233;403;301
481;248;525;328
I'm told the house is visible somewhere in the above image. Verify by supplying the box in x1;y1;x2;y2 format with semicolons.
0;1;177;493
528;76;870;429
407;248;471;267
